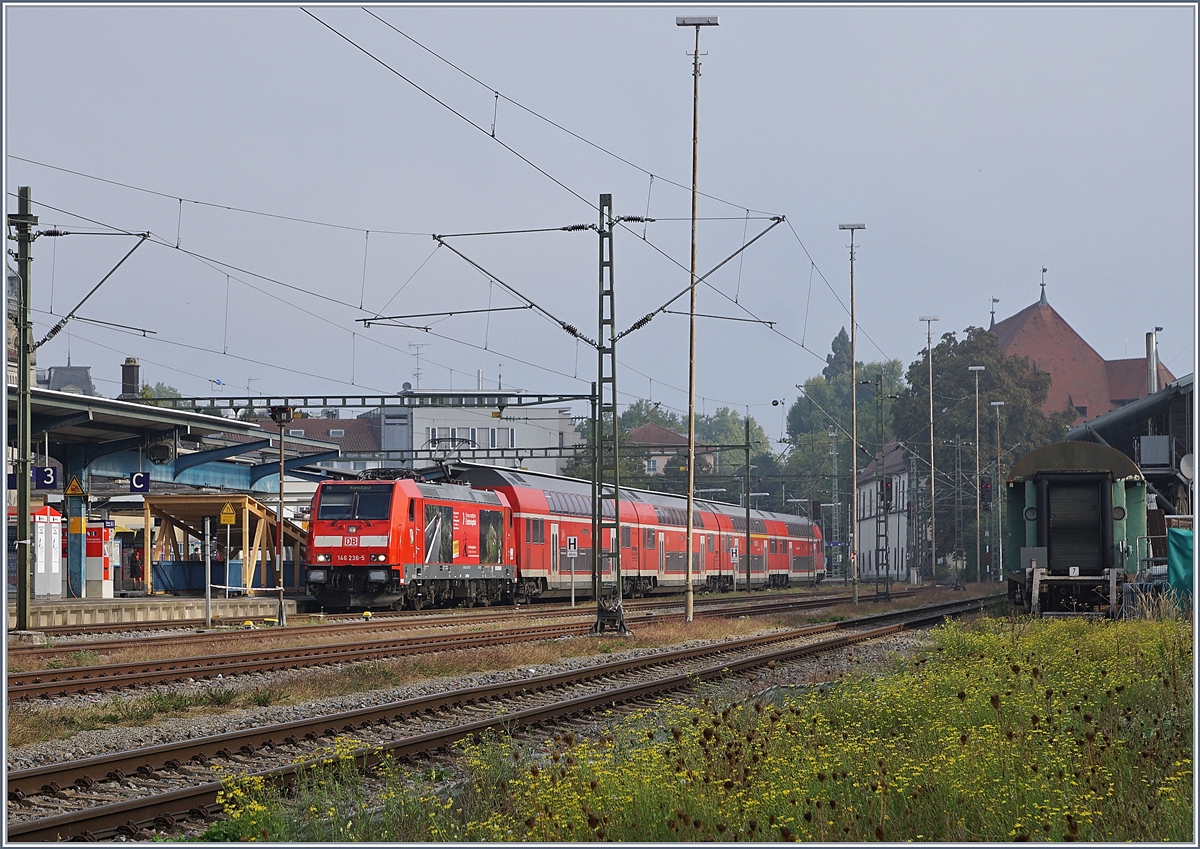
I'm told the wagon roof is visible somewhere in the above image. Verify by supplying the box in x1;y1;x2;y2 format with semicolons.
1008;441;1143;481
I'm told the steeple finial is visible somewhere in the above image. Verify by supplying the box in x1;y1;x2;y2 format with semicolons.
990;297;999;330
1040;266;1048;305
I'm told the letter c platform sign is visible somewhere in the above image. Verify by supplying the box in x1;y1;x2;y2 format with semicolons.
130;472;151;493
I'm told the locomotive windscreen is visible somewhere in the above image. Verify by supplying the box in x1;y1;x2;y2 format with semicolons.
317;483;393;521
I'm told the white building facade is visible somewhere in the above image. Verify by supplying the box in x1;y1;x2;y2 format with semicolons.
855;441;916;585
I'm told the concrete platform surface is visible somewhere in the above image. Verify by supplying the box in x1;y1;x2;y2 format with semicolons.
7;596;301;631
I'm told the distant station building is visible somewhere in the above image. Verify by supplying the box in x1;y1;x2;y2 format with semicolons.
989;284;1174;425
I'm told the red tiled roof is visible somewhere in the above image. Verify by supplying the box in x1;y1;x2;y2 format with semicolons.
1105;358;1175;406
249;417;380;452
625;422;688;446
990;299;1175;425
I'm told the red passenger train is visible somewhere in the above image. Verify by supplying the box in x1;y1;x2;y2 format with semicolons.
303;464;825;610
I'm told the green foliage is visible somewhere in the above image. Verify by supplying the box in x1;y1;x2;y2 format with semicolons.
891;326;1075;565
191;618;1192;842
139;381;182;408
822;326;852;382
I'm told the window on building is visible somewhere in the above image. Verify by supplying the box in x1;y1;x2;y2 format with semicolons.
470;427;478;447
646;458;658;473
1075;405;1087;417
509;427;516;449
489;427;497;448
288;429;305;437
329;429;345;438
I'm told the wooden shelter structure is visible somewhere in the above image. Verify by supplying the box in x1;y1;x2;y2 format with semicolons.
143;494;306;592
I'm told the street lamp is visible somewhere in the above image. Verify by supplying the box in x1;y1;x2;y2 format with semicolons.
840;223;865;604
919;317;938;585
968;366;985;584
991;400;1004;583
678;14;718;625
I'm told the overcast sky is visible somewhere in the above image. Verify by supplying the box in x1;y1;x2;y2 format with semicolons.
4;3;1195;443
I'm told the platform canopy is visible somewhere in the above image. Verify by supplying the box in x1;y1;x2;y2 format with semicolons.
144;493;307;591
9;386;264;445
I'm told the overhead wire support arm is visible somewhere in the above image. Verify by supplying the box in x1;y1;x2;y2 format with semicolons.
32;232;149;351
662;310;775;328
432;235;600;349
358;305;533;327
615;216;784;340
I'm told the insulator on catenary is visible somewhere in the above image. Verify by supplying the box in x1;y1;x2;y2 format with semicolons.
627;313;655;333
560;322;580;337
562;224;592;232
39;229;68;237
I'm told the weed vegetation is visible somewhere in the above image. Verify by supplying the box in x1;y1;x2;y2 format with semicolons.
193;613;1192;842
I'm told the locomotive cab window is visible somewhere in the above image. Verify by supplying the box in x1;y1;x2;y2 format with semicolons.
317;484;393;521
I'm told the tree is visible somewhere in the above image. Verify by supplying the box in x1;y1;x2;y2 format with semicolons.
619;399;682;432
139;381;182;408
891;326;1074;574
822;326;852;382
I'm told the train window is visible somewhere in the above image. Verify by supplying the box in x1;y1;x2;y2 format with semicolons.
707;534;713;552
621;526;631;548
526;519;531;544
645;528;656;549
408;500;415;521
770;539;777;554
317;484;393;521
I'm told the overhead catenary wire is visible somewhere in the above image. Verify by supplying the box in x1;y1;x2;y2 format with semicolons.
432;236;599;348
362;8;778;217
7;155;428;237
15;193;790;425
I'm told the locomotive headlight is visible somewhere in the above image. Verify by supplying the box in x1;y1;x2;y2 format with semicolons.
1112;506;1127;521
307;569;327;583
367;569;389;583
315;553;330;563
373;553;388;562
1024;507;1038;522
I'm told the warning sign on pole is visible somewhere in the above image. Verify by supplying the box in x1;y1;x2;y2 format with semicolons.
220;502;237;525
64;475;85;496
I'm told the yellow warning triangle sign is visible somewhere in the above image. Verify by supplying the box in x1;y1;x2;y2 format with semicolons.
220;502;237;524
64;476;84;496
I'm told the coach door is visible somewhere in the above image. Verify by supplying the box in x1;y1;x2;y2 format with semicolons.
551;524;560;575
658;531;666;574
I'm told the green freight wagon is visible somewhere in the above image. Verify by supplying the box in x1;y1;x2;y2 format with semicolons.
1005;442;1147;617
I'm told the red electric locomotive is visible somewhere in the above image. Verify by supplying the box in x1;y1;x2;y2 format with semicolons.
304;477;515;609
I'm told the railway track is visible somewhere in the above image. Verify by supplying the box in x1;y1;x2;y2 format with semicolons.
22;586;904;641
7;593;890;700
8;587;907;664
6;596;1000;841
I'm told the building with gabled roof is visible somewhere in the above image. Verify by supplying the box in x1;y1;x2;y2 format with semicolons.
624;422;718;475
989;285;1173;425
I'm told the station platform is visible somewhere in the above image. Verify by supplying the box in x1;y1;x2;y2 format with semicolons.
6;595;304;631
